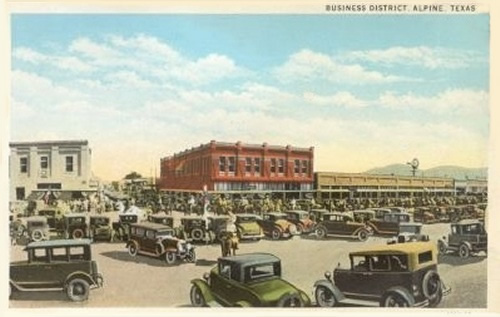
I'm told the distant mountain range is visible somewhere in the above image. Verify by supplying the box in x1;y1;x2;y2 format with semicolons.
365;164;487;180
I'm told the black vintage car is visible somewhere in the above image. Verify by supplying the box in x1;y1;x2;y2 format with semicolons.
10;239;104;301
438;220;487;258
146;213;174;227
89;215;113;242
112;214;139;242
63;214;88;239
315;212;372;241
353;210;410;236
180;216;211;243
313;242;450;307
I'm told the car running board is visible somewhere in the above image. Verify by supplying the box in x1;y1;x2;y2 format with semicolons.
337;297;379;307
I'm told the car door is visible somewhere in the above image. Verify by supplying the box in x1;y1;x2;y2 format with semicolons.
334;256;374;298
143;229;157;253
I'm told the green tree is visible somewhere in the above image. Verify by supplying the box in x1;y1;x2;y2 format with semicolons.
124;171;142;180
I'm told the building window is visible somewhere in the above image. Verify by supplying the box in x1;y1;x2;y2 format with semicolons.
270;158;277;174
294;160;300;174
245;158;252;173
40;156;49;169
254;158;261;175
219;156;226;173
65;156;74;172
302;160;308;174
228;157;236;173
20;157;28;173
278;159;284;174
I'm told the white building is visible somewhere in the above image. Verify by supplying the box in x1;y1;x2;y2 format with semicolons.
9;140;94;201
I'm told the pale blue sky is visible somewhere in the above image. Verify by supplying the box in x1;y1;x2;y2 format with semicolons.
10;14;490;180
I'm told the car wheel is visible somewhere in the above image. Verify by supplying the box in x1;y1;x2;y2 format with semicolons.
72;229;85;239
165;251;177;264
186;250;197;263
191;228;204;241
66;278;90;302
382;292;410;307
277;293;304;307
128;241;139;256
271;228;281;240
296;224;304;235
422;270;442;307
357;229;369;242
315;226;327;239
459;244;470;258
31;229;44;242
190;285;206;307
315;286;336;307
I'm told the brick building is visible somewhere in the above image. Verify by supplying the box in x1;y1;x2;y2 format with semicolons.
159;141;314;192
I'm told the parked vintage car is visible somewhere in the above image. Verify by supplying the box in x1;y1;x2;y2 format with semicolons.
10;239;104;301
256;212;298;240
89;215;113;242
315;212;372;241
353;210;410;236
413;207;437;224
180;215;211;243
234;213;264;241
190;253;311;307
437;220;487;258
16;216;50;242
313;242;450;307
37;208;63;231
112;213;139;242
126;222;196;264
207;215;235;242
146;213;174;227
370;208;393;219
284;210;316;234
62;214;88;239
387;222;429;244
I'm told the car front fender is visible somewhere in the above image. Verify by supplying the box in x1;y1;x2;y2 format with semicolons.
313;279;345;302
191;279;217;306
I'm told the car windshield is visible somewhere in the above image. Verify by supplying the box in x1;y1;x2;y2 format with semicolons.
286;213;298;220
92;218;109;225
156;230;174;238
244;263;280;282
68;217;84;224
463;224;485;234
121;215;137;222
271;214;286;220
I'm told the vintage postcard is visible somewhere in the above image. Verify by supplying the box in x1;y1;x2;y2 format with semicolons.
1;0;499;316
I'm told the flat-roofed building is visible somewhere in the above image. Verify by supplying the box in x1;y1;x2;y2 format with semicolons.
315;172;455;200
9;140;94;201
159;140;314;192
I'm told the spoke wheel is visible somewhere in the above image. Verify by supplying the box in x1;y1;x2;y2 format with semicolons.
315;286;336;307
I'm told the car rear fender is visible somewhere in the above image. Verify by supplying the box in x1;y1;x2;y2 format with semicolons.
191;279;216;304
313;279;345;301
65;271;97;287
234;300;252;307
353;226;371;236
461;241;473;249
382;286;415;306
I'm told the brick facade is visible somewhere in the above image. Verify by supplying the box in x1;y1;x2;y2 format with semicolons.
159;141;314;191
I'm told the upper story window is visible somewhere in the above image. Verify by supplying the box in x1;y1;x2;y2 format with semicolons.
254;158;261;175
65;156;74;172
270;158;277;174
278;159;284;174
228;157;236;173
245;158;252;173
302;160;308;174
20;157;28;173
294;159;300;174
219;156;226;173
40;156;49;169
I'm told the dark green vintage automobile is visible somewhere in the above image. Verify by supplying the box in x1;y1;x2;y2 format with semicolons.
10;239;104;302
190;253;311;307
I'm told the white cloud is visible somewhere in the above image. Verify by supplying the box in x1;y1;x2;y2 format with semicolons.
342;46;485;69
304;91;368;108
274;49;407;85
378;89;489;115
13;47;94;73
